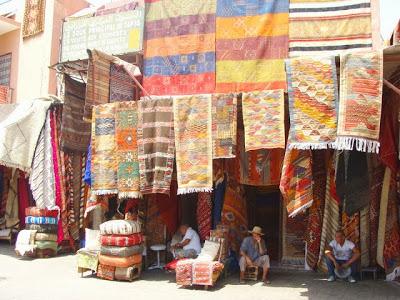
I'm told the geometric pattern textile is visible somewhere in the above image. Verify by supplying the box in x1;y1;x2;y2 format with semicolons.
22;0;46;38
286;56;338;149
197;192;212;241
336;50;383;153
110;63;135;102
212;93;237;158
216;0;289;93
242;89;285;151
173;94;213;194
143;0;216;95
289;0;373;57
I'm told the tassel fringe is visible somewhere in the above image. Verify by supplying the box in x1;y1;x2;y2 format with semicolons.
92;189;118;196
288;142;336;150
334;137;380;153
177;187;213;195
118;191;143;199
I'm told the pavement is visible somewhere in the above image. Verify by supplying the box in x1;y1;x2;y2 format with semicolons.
1;242;399;300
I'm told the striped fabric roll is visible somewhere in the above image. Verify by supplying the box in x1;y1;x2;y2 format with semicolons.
100;220;141;235
25;216;58;225
25;207;58;218
289;0;373;57
100;234;144;247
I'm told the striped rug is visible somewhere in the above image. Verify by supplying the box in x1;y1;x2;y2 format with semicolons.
289;0;373;57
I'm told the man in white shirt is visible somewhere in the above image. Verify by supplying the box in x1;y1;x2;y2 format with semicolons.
171;224;201;259
325;230;360;283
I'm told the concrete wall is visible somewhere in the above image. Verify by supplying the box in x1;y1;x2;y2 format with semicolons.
0;28;19;102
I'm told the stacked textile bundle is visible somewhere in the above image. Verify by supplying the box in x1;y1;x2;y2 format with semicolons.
97;220;143;281
16;207;58;258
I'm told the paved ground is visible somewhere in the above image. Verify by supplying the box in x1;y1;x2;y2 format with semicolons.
1;242;399;300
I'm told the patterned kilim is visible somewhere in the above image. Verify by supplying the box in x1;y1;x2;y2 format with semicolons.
197;192;212;241
281;210;306;266
318;155;340;272
84;50;111;122
280;148;313;218
289;0;373;57
242;89;285;150
115;101;141;198
110;63;135;102
212;93;237;158
61;76;91;152
22;0;46;38
143;0;216;95
137;97;175;195
360;206;370;267
336;50;383;153
306;150;326;270
173;95;212;194
286;56;338;149
91;104;118;195
342;211;360;248
216;0;289;93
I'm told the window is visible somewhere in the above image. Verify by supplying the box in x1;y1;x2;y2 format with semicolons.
0;53;11;86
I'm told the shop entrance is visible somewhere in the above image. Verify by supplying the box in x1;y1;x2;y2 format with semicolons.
245;186;282;262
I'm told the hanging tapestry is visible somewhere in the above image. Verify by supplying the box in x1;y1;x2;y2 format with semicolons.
336;50;383;153
109;63;136;102
318;155;340;272
360;206;370;268
242;89;285;150
143;0;216;95
216;0;289;93
84;143;92;186
212;93;237;158
281;210;306;267
306;150;326;270
197;192;212;241
286;56;338;149
173;94;212;194
61;76;91;152
280;148;313;218
22;0;46;38
342;211;360;248
137;97;175;195
115;101;141;198
289;0;373;57
91;103;118;195
84;50;111;122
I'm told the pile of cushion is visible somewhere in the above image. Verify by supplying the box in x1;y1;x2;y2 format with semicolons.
97;219;143;281
15;207;58;258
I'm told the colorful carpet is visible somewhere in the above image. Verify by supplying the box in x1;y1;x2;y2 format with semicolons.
137;97;175;195
197;192;212;241
109;63;136;102
143;0;216;95
115;101;141;199
61;75;91;152
280;148;313;218
336;50;383;153
286;56;338;149
91;103;118;195
22;0;46;38
216;0;289;92
289;0;373;57
212;93;237;158
360;206;370;268
173;95;213;194
342;211;360;248
242;90;285;150
282;210;306;266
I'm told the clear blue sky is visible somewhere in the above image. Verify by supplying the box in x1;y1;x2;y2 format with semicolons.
88;0;399;40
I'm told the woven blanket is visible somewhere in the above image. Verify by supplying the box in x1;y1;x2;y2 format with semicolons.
282;211;306;266
143;0;216;95
35;233;58;242
197;193;212;241
336;50;383;153
306;150;326;270
242;90;285;150
192;261;223;286
360;207;370;267
25;216;58;225
138;97;175;195
342;211;360;247
15;230;37;256
100;220;141;235
280;149;313;218
35;240;58;252
115;101;141;198
100;234;143;247
99;253;142;268
0;99;52;172
101;244;144;257
216;0;288;93
22;0;46;38
61;76;91;152
25;207;58;218
289;0;373;57
109;63;135;102
176;259;194;286
97;264;116;281
286;56;338;149
212;93;237;158
27;224;58;234
173;95;213;194
91;103;118;195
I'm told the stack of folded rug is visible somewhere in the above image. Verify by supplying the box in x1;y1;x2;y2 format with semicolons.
97;220;144;281
24;207;58;258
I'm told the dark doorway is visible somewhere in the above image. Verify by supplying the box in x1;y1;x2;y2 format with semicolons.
245;186;281;262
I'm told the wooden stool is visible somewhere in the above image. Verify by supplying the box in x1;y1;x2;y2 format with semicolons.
244;266;259;281
360;267;378;280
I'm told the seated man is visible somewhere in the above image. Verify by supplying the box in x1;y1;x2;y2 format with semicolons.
239;226;270;284
325;230;360;283
171;224;201;259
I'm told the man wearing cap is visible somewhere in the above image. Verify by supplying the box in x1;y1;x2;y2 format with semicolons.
239;226;270;284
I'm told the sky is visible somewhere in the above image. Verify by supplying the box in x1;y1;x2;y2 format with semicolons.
88;0;400;40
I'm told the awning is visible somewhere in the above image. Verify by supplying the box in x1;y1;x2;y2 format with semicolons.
0;15;19;36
